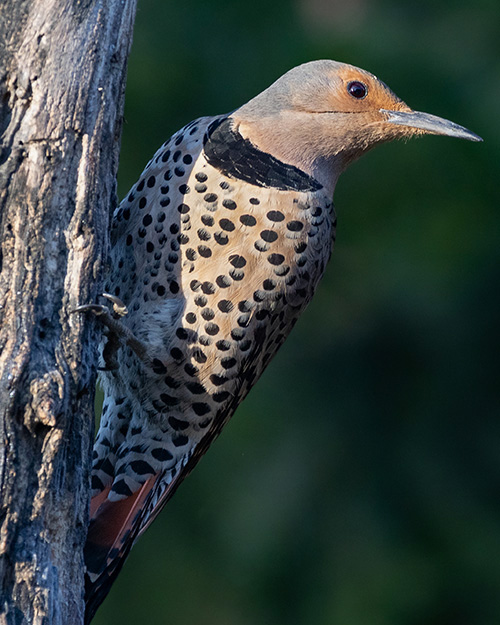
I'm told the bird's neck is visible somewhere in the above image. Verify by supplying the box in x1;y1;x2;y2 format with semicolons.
233;115;353;198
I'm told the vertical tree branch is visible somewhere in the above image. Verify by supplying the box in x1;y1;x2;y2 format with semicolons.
0;1;136;622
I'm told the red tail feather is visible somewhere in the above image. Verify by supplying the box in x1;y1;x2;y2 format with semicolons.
84;476;160;624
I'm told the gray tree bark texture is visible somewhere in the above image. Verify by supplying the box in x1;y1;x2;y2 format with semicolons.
0;1;137;623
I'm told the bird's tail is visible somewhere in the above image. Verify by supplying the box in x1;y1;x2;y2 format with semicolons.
84;475;161;624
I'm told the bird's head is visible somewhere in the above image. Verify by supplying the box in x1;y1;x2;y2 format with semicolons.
232;60;481;193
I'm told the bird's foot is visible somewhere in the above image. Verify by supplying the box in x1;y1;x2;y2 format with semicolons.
72;293;129;318
71;294;149;369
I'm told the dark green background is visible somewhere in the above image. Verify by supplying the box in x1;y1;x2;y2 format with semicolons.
94;1;499;623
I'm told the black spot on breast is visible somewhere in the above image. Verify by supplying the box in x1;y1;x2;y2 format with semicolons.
253;290;266;302
231;328;245;341
219;218;235;232
197;228;211;241
201;282;215;295
130;460;155;475
205;322;220;336
267;210;284;222
229;254;246;268
160;392;179;407
201;215;214;226
237;314;250;327
216;275;231;288
92;475;105;491
186;382;205;395
214;232;229;245
212;391;230;403
201;308;215;321
193;347;207;363
112;480;133;497
198;245;212;258
287;220;304;232
210;373;228;386
221;357;236;369
261;230;278;243
238;300;253;312
274;265;290;276
165;376;181;389
151;448;173;461
240;214;256;226
184;363;198;376
168;417;189;432
254;240;269;253
152;358;167;374
193;403;211;416
173;435;189;447
268;253;284;266
229;269;244;281
169;348;184;362
218;299;233;313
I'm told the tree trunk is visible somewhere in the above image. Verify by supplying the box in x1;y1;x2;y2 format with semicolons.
0;1;136;622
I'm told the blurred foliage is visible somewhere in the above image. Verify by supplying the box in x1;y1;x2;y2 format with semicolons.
94;0;500;623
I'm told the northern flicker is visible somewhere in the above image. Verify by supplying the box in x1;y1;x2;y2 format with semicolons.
82;60;481;621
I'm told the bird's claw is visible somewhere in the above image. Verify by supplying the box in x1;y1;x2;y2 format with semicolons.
71;293;128;319
101;293;129;318
71;303;109;316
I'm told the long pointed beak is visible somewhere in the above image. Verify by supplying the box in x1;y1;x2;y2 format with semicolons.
380;109;483;142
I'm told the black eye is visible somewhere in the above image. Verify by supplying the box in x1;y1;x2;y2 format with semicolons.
347;81;368;99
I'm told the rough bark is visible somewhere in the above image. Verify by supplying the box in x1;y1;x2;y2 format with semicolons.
0;1;136;623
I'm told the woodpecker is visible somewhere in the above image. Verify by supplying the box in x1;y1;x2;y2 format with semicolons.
82;60;481;621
